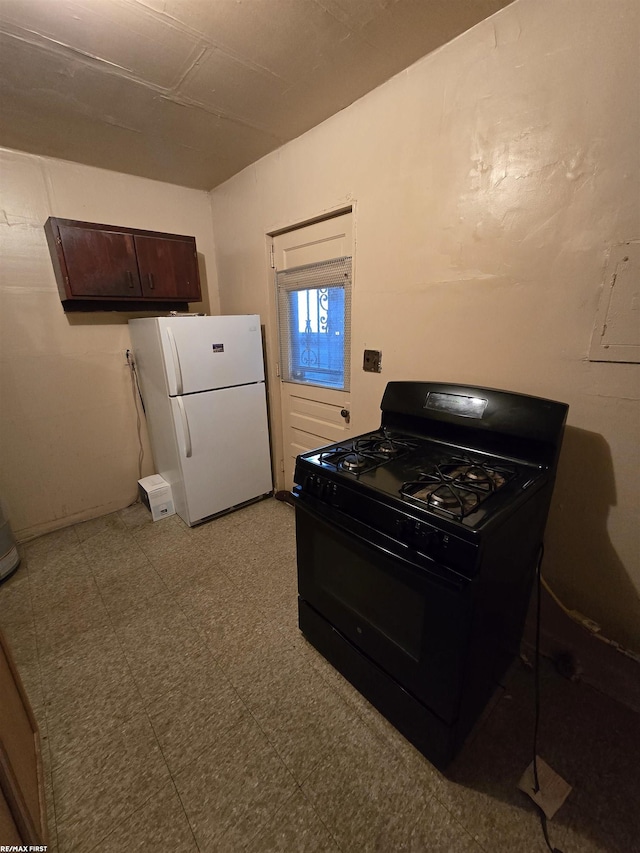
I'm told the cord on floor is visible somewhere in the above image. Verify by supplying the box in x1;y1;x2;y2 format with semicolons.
532;542;564;853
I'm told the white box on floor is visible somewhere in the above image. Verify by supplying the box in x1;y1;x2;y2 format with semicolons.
138;474;175;521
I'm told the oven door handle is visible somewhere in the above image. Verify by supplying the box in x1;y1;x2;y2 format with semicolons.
295;494;469;594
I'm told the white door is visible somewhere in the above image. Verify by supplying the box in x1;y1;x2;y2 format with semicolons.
273;213;353;490
158;315;264;395
170;383;272;524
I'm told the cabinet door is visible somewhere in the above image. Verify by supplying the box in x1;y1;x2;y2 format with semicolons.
58;223;142;298
135;234;201;300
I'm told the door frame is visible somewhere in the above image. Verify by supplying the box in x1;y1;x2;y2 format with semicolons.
264;204;355;491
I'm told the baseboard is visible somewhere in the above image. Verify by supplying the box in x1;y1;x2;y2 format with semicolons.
14;496;138;543
523;585;640;713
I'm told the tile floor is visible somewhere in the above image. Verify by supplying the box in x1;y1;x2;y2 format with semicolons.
1;497;638;852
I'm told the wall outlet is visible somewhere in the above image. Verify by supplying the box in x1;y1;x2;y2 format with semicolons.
363;349;382;373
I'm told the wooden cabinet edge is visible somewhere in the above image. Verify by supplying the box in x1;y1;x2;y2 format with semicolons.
46;217;196;243
0;628;49;847
0;740;41;846
61;299;190;312
44;217;72;302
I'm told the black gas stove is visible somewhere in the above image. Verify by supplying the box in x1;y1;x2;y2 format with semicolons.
294;381;568;768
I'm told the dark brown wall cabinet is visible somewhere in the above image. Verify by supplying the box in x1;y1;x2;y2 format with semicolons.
44;218;202;311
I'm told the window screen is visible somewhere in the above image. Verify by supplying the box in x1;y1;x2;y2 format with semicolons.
277;256;351;391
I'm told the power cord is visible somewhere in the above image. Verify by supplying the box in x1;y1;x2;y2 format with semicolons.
126;349;146;415
126;349;145;480
541;575;639;663
532;542;564;853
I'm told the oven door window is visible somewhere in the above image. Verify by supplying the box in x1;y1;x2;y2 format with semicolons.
296;506;473;723
318;536;424;660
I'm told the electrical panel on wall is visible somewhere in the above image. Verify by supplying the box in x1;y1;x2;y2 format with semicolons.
363;349;382;373
589;241;640;363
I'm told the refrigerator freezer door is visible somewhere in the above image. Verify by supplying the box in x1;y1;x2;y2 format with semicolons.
170;382;272;524
159;315;264;395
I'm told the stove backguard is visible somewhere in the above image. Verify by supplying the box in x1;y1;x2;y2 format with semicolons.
380;381;568;469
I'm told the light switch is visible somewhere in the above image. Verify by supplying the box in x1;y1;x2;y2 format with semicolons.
363;349;382;373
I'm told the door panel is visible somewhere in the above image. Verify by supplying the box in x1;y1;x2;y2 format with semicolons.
288;393;347;435
278;215;352;268
135;234;201;300
59;224;141;297
170;383;272;524
285;388;351;485
274;213;353;489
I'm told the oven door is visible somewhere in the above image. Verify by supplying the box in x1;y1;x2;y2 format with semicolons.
295;497;476;724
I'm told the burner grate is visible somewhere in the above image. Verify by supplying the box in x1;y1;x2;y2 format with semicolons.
319;429;418;475
401;455;516;519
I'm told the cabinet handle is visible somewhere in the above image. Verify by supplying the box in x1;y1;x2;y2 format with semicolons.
147;272;155;290
126;271;135;289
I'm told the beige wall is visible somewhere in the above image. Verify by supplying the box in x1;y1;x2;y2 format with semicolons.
210;0;640;649
0;149;219;540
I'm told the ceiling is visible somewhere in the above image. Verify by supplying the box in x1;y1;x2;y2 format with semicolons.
0;0;513;190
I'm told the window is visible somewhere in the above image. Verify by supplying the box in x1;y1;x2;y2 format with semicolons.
277;256;351;391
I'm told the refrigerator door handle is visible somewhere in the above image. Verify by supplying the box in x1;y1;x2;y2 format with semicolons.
166;327;184;395
176;397;192;458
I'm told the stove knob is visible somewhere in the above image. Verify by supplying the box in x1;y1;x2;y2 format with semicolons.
395;518;411;538
331;483;342;508
306;474;322;497
430;531;446;552
415;523;437;547
414;521;430;540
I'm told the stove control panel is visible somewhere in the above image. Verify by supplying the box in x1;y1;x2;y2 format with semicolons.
302;474;342;507
299;471;479;577
396;518;440;547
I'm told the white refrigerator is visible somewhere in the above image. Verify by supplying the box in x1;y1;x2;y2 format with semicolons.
128;315;273;526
